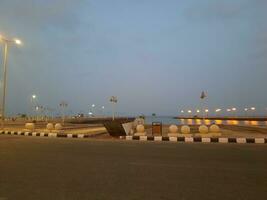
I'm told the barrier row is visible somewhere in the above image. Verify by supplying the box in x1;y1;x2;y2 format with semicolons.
121;135;267;144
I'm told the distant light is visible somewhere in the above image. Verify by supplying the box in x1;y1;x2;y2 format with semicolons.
205;109;209;113
196;109;200;113
32;94;36;99
88;112;93;115
215;109;221;112
181;110;184;113
188;110;192;113
232;108;237;111
251;107;256;111
102;106;105;109
227;109;231;112
14;38;22;45
92;104;95;108
244;108;248;111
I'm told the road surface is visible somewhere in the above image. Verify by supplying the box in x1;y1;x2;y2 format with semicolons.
0;135;267;200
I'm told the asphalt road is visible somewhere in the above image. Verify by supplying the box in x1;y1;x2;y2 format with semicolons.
0;135;267;200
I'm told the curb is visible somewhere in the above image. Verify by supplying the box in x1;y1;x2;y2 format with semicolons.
120;136;267;144
0;130;105;139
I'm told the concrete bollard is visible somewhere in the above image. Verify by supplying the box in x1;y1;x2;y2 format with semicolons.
25;123;35;131
55;123;63;130
46;123;54;131
181;125;191;134
169;125;178;133
168;125;179;137
134;124;146;136
199;125;209;134
209;124;220;133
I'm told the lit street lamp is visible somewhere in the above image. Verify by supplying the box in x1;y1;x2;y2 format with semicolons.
0;35;22;128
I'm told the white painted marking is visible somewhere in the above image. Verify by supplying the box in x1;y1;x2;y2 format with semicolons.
169;137;177;142
126;136;133;140
5;131;8;134
40;132;45;137
140;136;147;141
32;132;37;136
154;136;162;141
236;138;246;144
185;137;194;142
202;138;211;143
17;131;22;135
78;134;84;138
11;131;15;135
255;138;265;144
67;134;73;138
24;132;29;136
219;138;228;143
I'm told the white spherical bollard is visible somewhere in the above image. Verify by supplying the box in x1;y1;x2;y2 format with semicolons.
136;124;145;133
169;125;178;133
46;123;54;131
55;123;63;130
209;124;220;133
199;125;209;134
181;125;190;134
25;123;35;131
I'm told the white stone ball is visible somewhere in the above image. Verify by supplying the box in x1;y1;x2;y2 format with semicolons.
181;125;190;134
136;124;145;133
46;123;54;130
169;125;178;133
55;123;63;130
25;123;35;130
199;125;209;134
209;124;220;133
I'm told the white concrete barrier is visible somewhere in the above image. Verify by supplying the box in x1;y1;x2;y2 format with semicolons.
25;123;35;131
55;123;62;130
199;125;208;134
181;125;191;134
209;124;220;133
134;124;146;136
46;123;54;131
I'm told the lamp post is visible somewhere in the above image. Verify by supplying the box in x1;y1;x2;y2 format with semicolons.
0;35;22;128
30;94;37;119
110;96;118;121
59;101;68;124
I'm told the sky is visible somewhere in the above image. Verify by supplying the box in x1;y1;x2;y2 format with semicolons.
0;0;267;117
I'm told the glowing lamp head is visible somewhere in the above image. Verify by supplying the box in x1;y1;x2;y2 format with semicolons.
188;110;192;113
32;95;36;99
14;38;22;45
196;110;200;113
232;108;237;111
251;107;256;111
205;109;209;113
181;110;184;113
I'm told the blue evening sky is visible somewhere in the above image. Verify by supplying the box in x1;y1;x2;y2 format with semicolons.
0;0;267;116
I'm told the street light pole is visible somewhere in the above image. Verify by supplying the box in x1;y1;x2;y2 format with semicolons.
1;42;8;128
0;35;21;128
